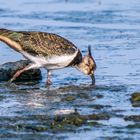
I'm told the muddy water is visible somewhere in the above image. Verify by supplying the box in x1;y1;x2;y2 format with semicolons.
0;0;140;139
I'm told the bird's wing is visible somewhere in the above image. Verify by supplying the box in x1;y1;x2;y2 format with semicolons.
0;29;78;57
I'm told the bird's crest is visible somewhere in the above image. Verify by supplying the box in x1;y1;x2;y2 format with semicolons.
88;45;92;57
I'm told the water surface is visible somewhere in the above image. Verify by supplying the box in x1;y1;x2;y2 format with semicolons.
0;0;140;139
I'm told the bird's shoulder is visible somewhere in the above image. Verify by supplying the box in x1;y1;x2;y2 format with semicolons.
0;29;79;57
20;31;78;57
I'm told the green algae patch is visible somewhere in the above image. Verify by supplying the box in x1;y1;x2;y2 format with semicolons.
131;92;140;107
87;121;101;127
10;112;109;133
50;112;86;130
62;96;76;101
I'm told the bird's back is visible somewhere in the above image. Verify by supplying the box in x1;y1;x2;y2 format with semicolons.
0;29;82;66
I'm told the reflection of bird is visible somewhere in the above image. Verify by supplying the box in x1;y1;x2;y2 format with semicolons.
0;28;96;85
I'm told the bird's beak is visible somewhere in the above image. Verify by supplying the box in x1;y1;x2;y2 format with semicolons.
90;74;95;85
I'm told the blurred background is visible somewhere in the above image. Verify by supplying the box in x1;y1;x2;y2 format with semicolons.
0;0;140;139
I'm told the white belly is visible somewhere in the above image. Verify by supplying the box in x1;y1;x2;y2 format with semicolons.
22;50;78;70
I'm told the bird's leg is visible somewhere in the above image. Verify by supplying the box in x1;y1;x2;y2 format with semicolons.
9;64;37;82
46;70;52;85
90;74;95;85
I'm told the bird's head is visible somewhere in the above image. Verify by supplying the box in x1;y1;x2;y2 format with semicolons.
77;46;96;85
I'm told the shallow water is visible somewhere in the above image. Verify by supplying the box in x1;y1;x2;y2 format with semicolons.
0;0;140;139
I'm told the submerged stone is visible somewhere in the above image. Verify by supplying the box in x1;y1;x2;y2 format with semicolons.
25;125;48;132
90;104;104;110
131;92;140;107
0;111;110;134
49;112;110;132
77;93;90;99
87;121;101;126
124;115;140;122
127;123;140;129
0;60;42;81
51;112;86;129
87;113;110;120
0;95;6;101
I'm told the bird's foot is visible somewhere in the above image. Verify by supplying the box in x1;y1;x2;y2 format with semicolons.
9;77;15;83
5;81;17;89
6;78;15;87
46;79;52;86
5;79;17;89
91;83;96;88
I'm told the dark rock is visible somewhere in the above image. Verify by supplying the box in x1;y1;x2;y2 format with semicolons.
62;113;85;126
0;60;42;81
0;112;109;134
96;94;104;99
124;115;140;122
51;112;86;129
131;92;140;107
87;121;101;126
50;112;110;130
77;93;90;99
25;125;48;132
127;123;140;129
87;113;110;120
0;95;6;101
90;104;104;109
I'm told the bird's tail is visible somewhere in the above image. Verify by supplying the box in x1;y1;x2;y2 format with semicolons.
0;28;11;35
0;28;22;52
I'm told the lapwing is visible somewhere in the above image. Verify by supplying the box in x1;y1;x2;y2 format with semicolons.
0;29;96;85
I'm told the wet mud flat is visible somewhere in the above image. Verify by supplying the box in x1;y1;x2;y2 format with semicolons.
0;0;140;139
0;82;140;140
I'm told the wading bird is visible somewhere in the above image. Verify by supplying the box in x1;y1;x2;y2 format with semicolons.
0;29;96;85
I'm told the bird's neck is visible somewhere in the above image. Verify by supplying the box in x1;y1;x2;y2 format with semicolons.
75;58;85;73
